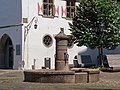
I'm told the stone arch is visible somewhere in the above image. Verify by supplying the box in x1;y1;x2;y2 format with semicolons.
0;34;14;69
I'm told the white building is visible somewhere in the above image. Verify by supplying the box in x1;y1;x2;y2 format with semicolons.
0;0;120;70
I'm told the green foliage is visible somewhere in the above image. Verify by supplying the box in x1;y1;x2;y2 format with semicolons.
69;0;120;49
98;66;113;72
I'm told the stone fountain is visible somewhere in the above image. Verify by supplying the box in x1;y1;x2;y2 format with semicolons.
24;28;100;83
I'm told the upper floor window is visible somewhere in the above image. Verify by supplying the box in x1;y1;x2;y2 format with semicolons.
43;0;54;17
66;0;75;18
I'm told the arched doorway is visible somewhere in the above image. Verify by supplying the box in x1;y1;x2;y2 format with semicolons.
0;34;14;69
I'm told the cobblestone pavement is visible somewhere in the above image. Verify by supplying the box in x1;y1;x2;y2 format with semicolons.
0;70;120;90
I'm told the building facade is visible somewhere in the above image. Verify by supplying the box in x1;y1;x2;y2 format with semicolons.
0;0;120;69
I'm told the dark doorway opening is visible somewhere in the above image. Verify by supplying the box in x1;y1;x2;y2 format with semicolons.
4;38;13;69
0;34;14;69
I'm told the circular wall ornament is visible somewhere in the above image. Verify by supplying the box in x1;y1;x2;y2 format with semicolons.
43;34;53;48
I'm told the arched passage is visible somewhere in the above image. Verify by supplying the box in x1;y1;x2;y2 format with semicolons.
0;34;14;69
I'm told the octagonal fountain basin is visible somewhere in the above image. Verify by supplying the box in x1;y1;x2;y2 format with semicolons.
24;69;75;83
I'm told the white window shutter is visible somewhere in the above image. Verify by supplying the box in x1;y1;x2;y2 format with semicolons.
61;6;66;18
38;3;43;16
54;5;59;17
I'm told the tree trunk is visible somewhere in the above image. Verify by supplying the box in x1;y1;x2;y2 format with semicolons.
98;47;103;66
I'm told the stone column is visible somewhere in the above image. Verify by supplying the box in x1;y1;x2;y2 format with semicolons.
55;28;69;71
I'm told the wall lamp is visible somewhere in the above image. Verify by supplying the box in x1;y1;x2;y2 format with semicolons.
24;16;38;41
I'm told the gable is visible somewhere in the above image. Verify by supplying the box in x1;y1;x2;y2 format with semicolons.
0;0;22;26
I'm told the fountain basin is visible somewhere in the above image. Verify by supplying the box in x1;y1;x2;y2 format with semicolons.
24;69;100;83
24;70;75;83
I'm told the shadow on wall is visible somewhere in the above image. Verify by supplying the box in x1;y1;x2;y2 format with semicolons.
78;46;120;66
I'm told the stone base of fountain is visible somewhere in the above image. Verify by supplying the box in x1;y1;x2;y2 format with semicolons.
24;70;75;83
24;69;100;83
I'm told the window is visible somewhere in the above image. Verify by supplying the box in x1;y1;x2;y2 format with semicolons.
43;35;53;48
43;0;54;16
66;0;75;18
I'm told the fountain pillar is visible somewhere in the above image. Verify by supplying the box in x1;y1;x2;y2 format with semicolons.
55;28;69;71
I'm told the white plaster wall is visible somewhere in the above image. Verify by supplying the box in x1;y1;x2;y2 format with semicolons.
22;0;83;69
22;0;29;18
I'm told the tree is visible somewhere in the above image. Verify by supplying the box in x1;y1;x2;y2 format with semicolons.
69;0;120;66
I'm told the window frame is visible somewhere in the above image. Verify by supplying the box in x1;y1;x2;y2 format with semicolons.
43;0;54;17
66;0;76;19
